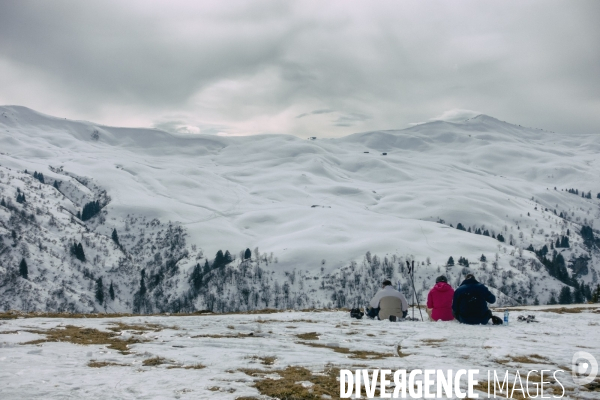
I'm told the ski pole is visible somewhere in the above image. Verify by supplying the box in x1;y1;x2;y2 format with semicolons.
411;261;424;321
407;260;424;321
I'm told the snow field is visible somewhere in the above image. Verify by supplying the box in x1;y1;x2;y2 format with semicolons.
0;306;599;399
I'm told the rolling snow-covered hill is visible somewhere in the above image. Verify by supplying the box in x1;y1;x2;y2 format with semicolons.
0;105;599;313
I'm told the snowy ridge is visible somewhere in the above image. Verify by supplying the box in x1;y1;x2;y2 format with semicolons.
0;106;599;312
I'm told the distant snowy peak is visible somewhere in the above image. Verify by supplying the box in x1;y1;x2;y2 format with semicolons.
338;113;553;152
0;105;229;155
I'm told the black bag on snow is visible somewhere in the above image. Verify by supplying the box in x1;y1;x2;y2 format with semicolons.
350;308;364;319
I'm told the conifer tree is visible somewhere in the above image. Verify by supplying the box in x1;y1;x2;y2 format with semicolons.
213;250;225;268
111;228;120;245
19;258;28;279
190;263;203;291
109;281;115;301
592;285;600;303
527;244;534;252
447;256;454;266
244;248;252;259
71;242;86;262
139;270;146;296
558;286;572;304
95;277;104;304
77;243;86;262
81;200;101;221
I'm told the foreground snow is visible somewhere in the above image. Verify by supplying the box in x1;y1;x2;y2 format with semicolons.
1;306;599;399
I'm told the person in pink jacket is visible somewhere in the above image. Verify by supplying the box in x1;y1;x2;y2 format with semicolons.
426;276;455;321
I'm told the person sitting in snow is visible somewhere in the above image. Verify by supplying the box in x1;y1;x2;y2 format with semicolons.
426;275;455;321
365;279;409;321
452;274;496;325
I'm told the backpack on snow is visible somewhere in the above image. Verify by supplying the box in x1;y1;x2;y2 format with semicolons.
350;308;364;319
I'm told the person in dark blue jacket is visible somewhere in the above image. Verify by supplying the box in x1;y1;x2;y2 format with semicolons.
452;274;496;325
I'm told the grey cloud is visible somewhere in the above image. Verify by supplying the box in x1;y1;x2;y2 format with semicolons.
0;1;599;136
296;109;335;118
334;112;371;127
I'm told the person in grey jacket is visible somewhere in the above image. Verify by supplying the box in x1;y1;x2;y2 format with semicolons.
365;280;409;320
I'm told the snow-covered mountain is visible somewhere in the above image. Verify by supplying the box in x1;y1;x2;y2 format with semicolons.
0;105;599;313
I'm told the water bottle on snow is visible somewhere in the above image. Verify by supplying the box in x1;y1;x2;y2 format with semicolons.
503;310;509;326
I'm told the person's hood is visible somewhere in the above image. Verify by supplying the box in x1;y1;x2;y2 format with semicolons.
460;277;479;286
432;282;452;292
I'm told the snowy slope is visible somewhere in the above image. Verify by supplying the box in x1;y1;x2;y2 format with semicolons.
0;106;599;312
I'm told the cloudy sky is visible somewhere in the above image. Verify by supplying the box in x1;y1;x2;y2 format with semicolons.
1;1;599;137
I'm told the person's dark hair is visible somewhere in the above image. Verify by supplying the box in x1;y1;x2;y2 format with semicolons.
465;274;475;280
435;275;448;283
382;279;392;287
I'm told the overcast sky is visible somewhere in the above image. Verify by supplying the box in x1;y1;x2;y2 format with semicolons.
1;1;599;137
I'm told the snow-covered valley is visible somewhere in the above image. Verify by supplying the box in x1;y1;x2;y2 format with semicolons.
0;105;599;313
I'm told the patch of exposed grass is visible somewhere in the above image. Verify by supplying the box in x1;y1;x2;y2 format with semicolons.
207;386;220;391
0;310;135;319
536;307;584;314
0;308;287;320
192;332;254;339
513;354;550;364
421;338;446;348
257;318;318;324
299;341;389;360
241;365;341;400
296;332;319;340
107;322;168;333
0;330;19;334
166;363;206;370
87;360;127;368
584;378;600;392
246;355;277;366
23;325;145;354
421;338;446;344
142;356;169;366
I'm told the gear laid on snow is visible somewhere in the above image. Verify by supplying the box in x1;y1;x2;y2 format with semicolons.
517;315;538;323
